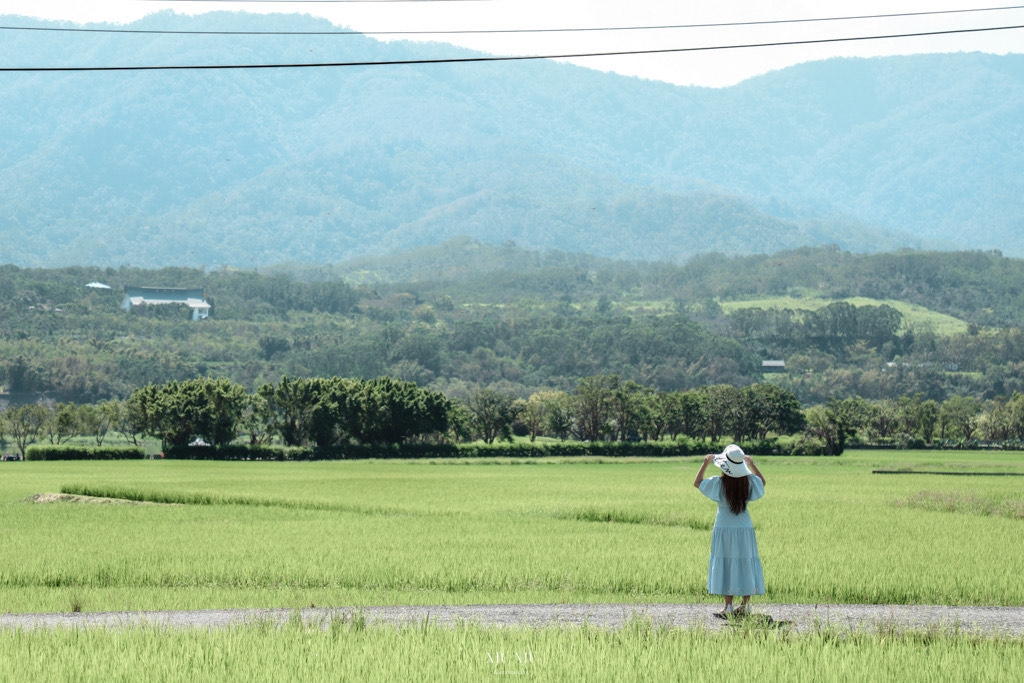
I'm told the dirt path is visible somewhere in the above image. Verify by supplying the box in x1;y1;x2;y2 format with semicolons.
3;603;1024;635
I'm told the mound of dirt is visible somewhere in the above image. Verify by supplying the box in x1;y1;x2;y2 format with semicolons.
29;493;156;505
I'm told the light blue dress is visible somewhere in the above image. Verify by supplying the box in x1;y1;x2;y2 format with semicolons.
698;475;765;596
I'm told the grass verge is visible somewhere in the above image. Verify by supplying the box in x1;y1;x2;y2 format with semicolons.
1;618;1021;682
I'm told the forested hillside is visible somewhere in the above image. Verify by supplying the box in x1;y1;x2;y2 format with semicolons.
307;240;1024;328
2;12;1022;267
4;245;1024;408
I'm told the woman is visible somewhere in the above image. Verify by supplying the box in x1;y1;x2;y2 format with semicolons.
693;444;766;617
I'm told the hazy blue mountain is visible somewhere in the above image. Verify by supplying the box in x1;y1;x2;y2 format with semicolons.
0;11;1018;268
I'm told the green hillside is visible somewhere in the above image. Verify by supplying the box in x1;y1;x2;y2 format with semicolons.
4;245;1024;407
319;241;1024;329
720;297;970;337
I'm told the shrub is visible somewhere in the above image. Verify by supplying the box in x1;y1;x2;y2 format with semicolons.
150;439;804;461
25;445;146;461
162;445;302;461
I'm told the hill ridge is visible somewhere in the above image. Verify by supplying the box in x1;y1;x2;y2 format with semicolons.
0;12;1019;266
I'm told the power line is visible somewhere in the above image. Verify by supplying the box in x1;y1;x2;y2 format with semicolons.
137;0;492;3
4;4;1024;37
2;22;1023;72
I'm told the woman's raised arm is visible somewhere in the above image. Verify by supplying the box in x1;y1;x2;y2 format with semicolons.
693;453;715;488
744;455;765;485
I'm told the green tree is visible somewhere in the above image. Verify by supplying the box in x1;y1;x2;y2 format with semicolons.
445;400;474;443
676;391;705;441
647;391;679;442
466;389;520;444
349;377;451;445
939;395;981;440
865;399;897;442
573;375;618;441
258;377;318;447
979;397;1011;441
44;402;79;445
116;395;148;447
199;379;249;446
858;305;903;348
917;399;940;443
609;381;651;441
895;394;939;443
522;390;565;441
546;392;575;441
802;397;866;455
129;378;248;448
805;301;859;346
77;401;117;446
1006;393;1024;440
240;391;276;446
303;377;357;448
4;403;49;458
696;384;742;442
741;384;805;441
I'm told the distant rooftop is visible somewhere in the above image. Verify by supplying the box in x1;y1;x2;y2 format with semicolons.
122;286;210;319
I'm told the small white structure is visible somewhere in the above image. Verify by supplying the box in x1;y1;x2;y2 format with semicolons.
86;282;112;289
762;360;786;372
121;286;211;320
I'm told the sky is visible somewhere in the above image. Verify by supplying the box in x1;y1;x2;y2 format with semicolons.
2;1;1024;86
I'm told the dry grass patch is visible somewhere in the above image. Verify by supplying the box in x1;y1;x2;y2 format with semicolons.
28;493;167;506
895;490;1024;520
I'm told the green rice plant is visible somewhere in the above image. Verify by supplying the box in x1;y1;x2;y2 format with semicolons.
0;621;1021;682
57;483;403;516
554;506;712;531
1;451;1023;612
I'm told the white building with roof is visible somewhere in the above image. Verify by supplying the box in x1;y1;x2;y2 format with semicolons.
121;286;210;320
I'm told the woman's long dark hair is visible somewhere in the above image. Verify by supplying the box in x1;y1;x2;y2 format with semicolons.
721;475;750;515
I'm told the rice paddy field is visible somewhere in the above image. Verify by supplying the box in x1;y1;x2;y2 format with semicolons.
4;617;1024;682
1;450;1023;612
1;450;1022;680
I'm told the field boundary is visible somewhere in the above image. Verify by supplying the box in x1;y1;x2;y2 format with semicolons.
872;470;1024;476
3;604;1023;635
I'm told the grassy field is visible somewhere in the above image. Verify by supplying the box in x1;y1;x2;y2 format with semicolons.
719;296;970;336
2;617;1023;682
1;450;1022;614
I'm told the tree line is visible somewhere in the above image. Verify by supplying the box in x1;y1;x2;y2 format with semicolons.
4;373;1012;458
1;375;804;455
727;301;904;353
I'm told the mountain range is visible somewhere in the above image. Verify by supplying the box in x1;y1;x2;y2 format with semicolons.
1;11;1022;268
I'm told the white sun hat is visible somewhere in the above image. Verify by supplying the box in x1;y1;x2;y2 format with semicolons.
713;444;752;478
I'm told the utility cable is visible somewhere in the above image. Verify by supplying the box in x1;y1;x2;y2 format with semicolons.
3;4;1024;37
136;0;493;3
2;22;1022;72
